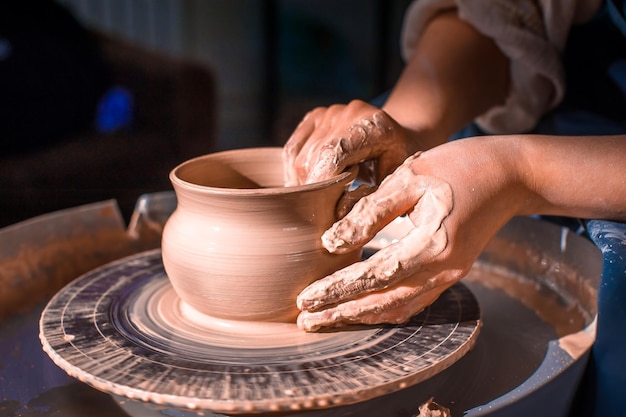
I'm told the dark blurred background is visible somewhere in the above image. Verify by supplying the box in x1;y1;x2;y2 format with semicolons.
0;0;411;227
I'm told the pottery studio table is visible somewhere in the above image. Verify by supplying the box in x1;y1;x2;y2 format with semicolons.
0;193;602;417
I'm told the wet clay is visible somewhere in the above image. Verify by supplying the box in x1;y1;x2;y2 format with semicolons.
474;235;595;338
470;232;597;360
414;397;452;417
464;264;587;338
161;147;360;322
320;152;452;256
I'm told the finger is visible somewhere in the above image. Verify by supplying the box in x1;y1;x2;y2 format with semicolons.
297;216;448;312
297;273;451;332
282;109;321;186
299;164;454;311
297;250;402;312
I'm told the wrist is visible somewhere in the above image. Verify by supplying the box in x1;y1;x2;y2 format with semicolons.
381;103;451;152
475;135;540;218
516;134;626;221
502;135;544;217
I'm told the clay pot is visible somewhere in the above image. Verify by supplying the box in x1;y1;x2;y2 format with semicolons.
161;147;360;322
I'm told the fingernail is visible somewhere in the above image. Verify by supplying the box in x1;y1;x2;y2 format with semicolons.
297;313;322;332
322;221;357;253
321;232;349;253
296;291;323;311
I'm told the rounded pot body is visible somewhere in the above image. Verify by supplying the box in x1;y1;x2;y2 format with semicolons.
162;147;360;322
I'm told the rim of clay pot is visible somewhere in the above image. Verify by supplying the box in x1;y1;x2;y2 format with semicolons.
170;147;357;196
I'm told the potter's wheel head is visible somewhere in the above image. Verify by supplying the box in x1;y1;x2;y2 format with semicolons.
39;249;480;414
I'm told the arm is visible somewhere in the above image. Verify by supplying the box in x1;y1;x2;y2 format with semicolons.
297;134;626;331
383;10;509;150
519;135;626;221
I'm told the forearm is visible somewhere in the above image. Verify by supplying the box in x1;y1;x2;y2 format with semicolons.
382;10;510;151
516;135;626;221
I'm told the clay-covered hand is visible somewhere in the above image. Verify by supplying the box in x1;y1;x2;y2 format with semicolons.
282;99;417;186
296;137;525;331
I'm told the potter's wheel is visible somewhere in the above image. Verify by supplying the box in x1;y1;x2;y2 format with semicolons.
39;249;480;414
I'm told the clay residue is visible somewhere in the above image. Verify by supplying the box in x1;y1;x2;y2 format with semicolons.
321;152;452;254
413;397;451;417
465;260;589;339
557;316;597;360
297;154;454;331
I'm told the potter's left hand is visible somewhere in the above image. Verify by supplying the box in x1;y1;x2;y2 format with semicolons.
296;137;526;331
282;100;417;187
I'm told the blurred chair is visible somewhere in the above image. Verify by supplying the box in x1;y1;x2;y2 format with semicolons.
0;27;217;227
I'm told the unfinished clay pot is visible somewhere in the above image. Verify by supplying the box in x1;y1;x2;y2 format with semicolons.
161;147;360;322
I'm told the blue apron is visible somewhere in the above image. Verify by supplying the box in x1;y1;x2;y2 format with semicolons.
452;2;626;415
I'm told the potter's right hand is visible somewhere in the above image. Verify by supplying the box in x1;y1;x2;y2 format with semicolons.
295;136;531;332
282;100;417;186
